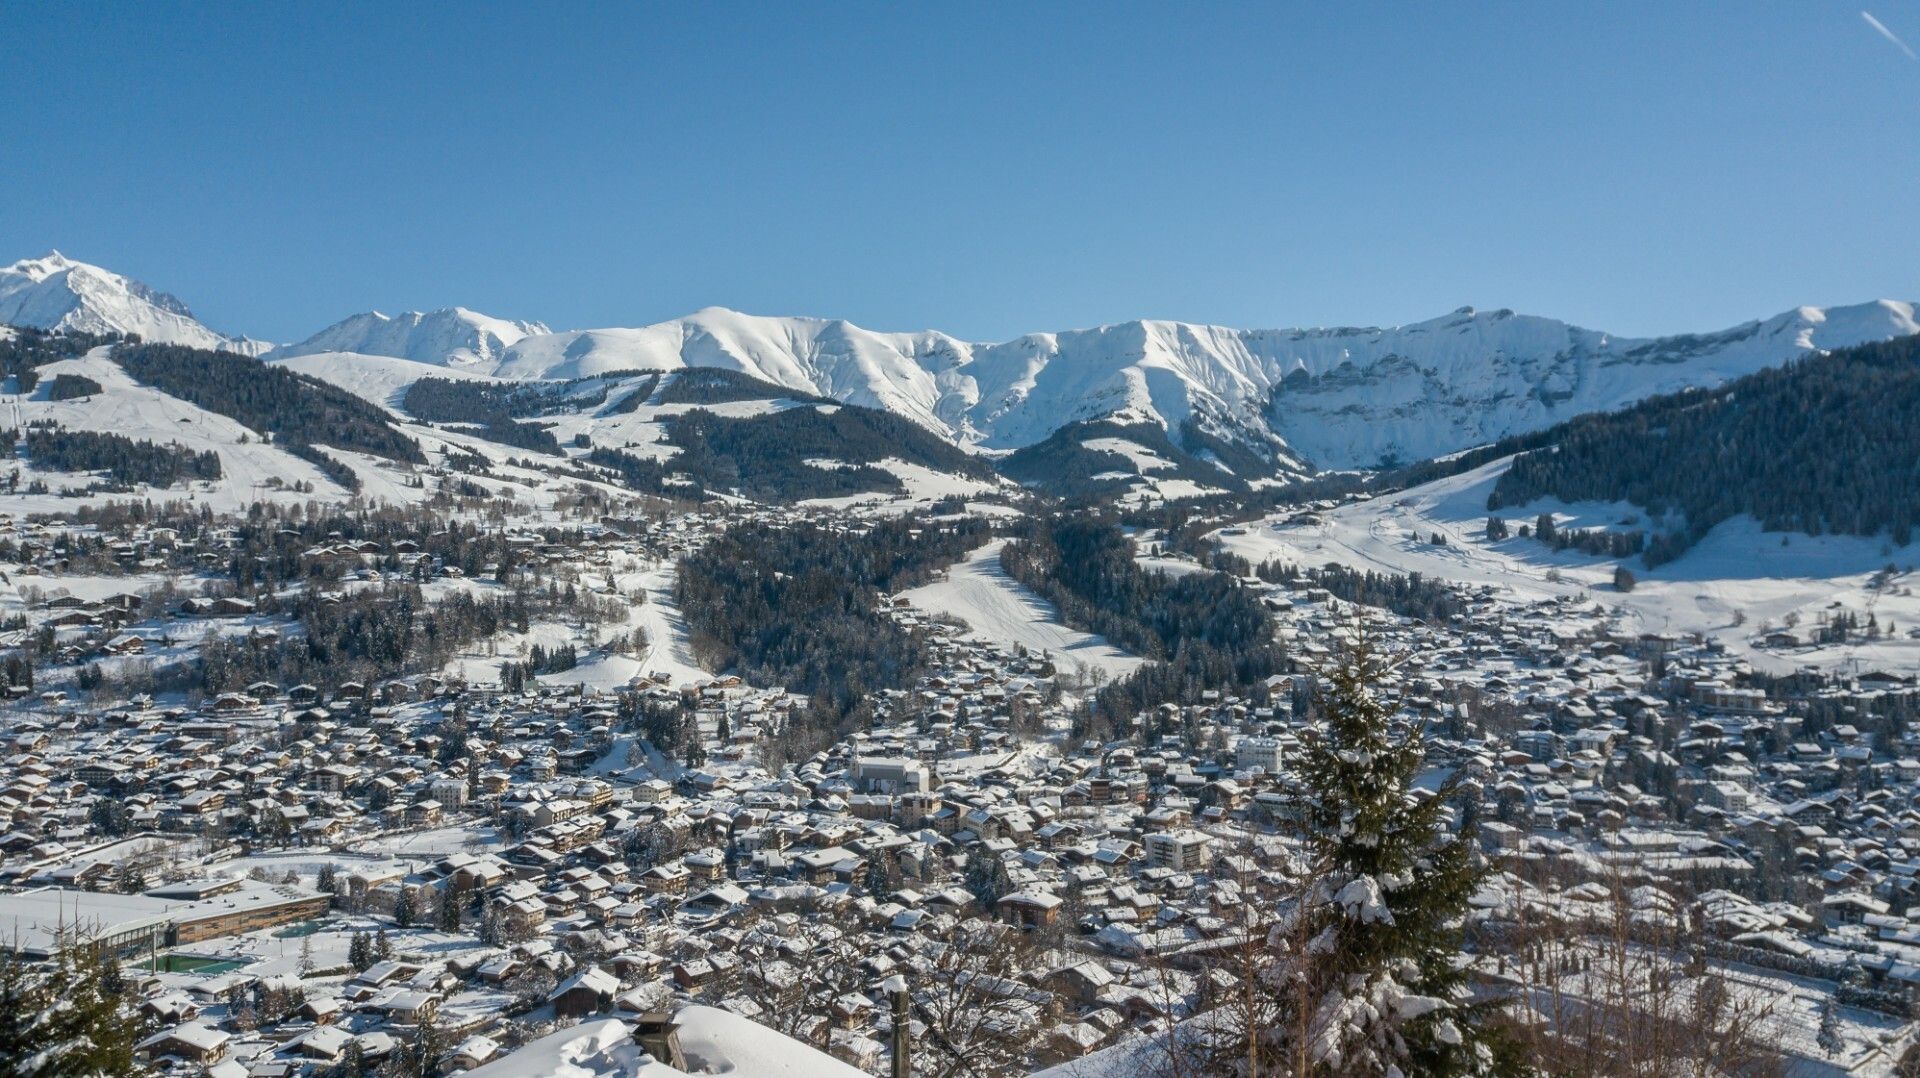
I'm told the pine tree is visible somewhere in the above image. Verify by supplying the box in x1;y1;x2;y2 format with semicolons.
316;862;338;895
438;885;462;932
0;945;139;1075
962;848;1011;910
1816;994;1843;1058
1269;642;1499;1075
394;887;417;928
866;848;902;897
348;931;374;972
375;927;393;960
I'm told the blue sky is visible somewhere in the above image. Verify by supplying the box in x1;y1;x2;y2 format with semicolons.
5;2;1918;343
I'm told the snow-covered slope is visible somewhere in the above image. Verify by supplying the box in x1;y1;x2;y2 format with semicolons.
0;252;268;355
14;251;1919;478
276;301;1920;473
1262;301;1920;468
1211;456;1920;676
272;349;500;410
0;347;352;512
899;539;1143;681
463;1009;867;1077
268;307;548;368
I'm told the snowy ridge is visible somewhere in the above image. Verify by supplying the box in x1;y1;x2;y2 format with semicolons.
280;300;1920;473
11;251;1920;478
266;307;548;369
0;251;268;355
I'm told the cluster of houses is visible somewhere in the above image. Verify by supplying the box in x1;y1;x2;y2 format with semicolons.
0;502;1919;1073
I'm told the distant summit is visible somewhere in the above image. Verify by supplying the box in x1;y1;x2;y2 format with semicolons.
268;307;550;369
9;251;1920;473
0;251;268;355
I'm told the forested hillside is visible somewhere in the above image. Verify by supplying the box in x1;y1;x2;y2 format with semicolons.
999;517;1288;725
676;516;990;736
997;417;1238;498
1490;334;1920;563
661;403;993;502
19;426;221;488
113;342;424;464
0;326;119;393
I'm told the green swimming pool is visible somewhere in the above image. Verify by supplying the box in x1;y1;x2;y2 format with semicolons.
149;953;247;975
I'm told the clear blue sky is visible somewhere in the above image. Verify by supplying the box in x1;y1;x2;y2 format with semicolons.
6;1;1918;343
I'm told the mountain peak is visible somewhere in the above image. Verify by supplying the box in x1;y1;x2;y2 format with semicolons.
270;304;549;367
0;251;266;355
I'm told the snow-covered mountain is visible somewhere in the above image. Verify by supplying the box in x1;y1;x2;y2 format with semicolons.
0;252;269;356
11;251;1919;477
283;299;1920;472
265;307;548;369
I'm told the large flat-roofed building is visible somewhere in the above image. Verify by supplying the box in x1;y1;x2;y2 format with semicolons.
849;756;932;795
0;888;171;958
0;878;330;958
1144;828;1214;871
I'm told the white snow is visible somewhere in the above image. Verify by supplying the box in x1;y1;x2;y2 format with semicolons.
260;297;1920;471
0;252;266;354
10;252;1920;474
271;350;500;409
464;1007;866;1078
267;307;547;368
622;562;710;688
0;348;352;513
898;539;1143;682
1214;456;1920;675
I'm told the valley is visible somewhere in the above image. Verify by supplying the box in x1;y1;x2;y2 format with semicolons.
0;254;1917;1077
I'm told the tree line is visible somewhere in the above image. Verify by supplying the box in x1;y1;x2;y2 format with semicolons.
14;425;221;488
1491;333;1920;563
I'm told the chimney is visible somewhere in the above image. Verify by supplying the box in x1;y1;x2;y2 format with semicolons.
631;1012;686;1071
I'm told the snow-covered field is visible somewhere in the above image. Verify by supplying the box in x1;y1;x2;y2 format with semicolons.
1213;457;1920;675
0;349;352;513
898;539;1142;683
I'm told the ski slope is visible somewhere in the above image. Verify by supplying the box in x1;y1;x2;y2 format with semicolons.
899;539;1143;683
1213;457;1920;675
621;562;710;688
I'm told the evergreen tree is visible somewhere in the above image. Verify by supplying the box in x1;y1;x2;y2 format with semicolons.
316;862;338;895
1269;643;1499;1075
866;848;902;897
375;927;393;960
962;848;1011;910
437;885;462;932
348;931;374;972
1816;995;1843;1058
0;945;139;1075
394;887;417;928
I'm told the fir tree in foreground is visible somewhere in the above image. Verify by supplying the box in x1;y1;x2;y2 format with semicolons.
0;944;139;1076
1257;643;1505;1075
